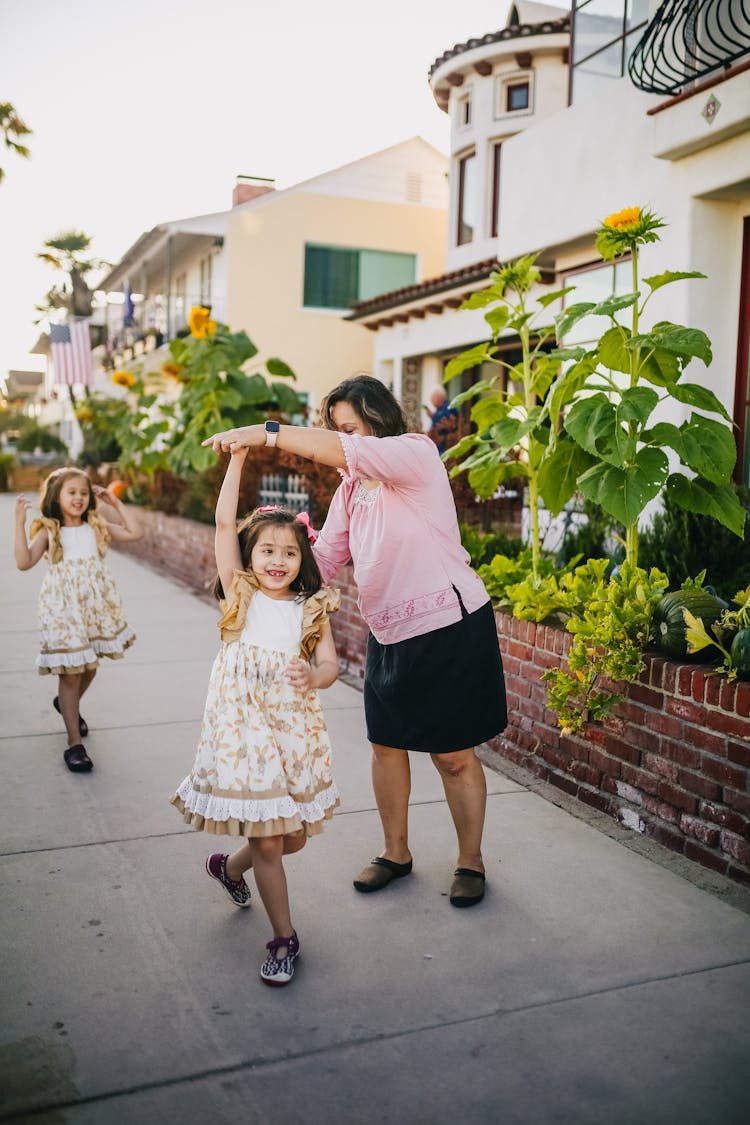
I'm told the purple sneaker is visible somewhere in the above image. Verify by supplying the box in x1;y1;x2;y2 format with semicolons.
205;853;251;908
260;932;300;987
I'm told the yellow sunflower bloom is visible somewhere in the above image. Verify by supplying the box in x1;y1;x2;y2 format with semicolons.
112;370;136;388
188;306;211;337
161;361;183;378
603;206;641;232
595;206;665;261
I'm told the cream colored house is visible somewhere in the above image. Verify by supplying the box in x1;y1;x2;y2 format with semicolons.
96;137;448;408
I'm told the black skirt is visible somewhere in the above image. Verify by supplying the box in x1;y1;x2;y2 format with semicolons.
364;598;507;754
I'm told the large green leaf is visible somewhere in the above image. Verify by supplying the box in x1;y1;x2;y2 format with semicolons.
597;325;632;374
545;354;598;431
484;306;511;337
666;473;746;538
589;292;639;318
467;459;507;498
618;386;659;426
270;381;301;413
641;421;685;458
441;433;479;461
444;344;495;381
448;378;497;408
577;447;669;526
471;396;509;432
537;286;576;308
628;324;712;366
637;346;681;387
564;393;616;459
666;381;733;423
266;357;296;380
643;270;706;294
489;413;539;450
461;287;501;310
538;436;595;515
679;413;737;484
555;302;596;340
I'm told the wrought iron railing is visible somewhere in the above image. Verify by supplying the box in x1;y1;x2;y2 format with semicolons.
629;0;750;95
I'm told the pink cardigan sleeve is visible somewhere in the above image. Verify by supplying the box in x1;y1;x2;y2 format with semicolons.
337;432;438;489
312;483;353;584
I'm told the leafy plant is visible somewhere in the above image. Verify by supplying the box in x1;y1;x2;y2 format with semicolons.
16;422;67;455
444;254;590;579
546;207;743;567
683;584;750;680
460;523;524;568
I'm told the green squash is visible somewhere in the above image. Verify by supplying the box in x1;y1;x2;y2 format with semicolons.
730;628;750;679
652;589;725;660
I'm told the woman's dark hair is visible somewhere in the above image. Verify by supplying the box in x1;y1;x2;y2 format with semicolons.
320;374;407;438
39;467;95;524
214;507;322;600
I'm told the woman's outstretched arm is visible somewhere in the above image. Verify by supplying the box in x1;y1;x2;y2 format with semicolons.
202;423;347;470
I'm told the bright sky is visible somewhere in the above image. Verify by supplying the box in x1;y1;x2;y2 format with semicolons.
0;0;551;383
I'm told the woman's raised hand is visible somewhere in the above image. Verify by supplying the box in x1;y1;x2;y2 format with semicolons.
201;426;262;454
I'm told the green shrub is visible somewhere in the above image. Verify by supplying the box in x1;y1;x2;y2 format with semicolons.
460;523;524;568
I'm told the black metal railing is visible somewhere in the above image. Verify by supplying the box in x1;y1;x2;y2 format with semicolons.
629;0;750;95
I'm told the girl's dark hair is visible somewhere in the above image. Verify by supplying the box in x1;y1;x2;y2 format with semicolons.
39;467;94;523
319;374;407;438
214;507;322;600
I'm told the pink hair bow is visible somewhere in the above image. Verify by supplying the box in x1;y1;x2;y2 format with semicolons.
256;505;317;542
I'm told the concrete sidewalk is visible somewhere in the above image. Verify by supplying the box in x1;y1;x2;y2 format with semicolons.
1;491;749;1125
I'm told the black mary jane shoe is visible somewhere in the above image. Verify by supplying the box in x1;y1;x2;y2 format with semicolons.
53;696;89;738
63;744;93;773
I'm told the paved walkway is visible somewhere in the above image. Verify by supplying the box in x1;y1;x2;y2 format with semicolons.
1;492;749;1124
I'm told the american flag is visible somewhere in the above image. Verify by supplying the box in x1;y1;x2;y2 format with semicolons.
49;320;92;386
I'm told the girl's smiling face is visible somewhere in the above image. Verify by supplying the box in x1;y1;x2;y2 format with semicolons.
58;475;92;525
250;525;302;599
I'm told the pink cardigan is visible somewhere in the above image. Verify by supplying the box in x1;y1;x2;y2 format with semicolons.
313;432;490;644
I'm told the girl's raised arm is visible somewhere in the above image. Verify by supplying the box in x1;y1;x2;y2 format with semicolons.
215;449;247;596
14;495;48;571
92;486;143;542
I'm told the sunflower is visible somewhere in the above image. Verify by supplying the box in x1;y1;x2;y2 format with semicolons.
112;369;136;388
595;206;666;261
188;306;216;338
161;361;184;379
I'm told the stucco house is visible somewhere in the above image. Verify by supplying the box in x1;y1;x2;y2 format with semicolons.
349;0;750;490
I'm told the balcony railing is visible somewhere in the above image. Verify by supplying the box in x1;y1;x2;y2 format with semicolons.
629;0;750;95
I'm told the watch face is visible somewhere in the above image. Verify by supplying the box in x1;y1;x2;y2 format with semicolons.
266;421;280;432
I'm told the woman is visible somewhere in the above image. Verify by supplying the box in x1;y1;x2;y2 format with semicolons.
203;375;507;907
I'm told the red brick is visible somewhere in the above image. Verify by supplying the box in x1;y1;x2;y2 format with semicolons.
684;840;728;875
644;820;685;854
506;640;533;662
648;656;667;688
719;830;750;865
720;679;737;713
699;801;749;836
571;760;601;788
548;771;579;798
622;763;660;795
682;725;727;757
647;712;684;740
643;752;679;781
641;795;680;825
701;756;748;789
727;865;750;887
678;814;721;847
663;663;677;694
588;747;622;779
677;770;722;802
727;740;750;769
704;676;721;706
518;696;545;722
660;738;700;769
628;683;665;710
734;680;750;718
665;696;710;726
677;665;694;696
724;788;750;817
691;669;706;703
577;787;611;814
656;780;698;813
505;672;531;699
589;731;641;765
541;745;572;772
502;654;521;678
602;775;618;795
712;710;750;740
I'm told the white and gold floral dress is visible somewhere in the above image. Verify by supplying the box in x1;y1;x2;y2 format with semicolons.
171;571;341;838
31;514;136;676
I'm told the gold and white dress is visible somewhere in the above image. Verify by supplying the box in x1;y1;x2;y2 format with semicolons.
171;571;341;838
31;515;135;676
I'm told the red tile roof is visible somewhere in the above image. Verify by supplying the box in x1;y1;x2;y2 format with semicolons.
347;259;500;320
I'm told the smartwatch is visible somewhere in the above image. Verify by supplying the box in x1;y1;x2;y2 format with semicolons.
264;420;280;447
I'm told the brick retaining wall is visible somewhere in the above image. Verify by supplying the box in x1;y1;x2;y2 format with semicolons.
115;507;750;884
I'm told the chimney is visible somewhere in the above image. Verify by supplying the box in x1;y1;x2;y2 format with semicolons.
232;174;275;207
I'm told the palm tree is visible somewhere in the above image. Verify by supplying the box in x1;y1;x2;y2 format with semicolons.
36;231;109;319
0;102;32;183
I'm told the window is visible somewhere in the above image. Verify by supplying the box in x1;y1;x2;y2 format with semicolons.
561;258;632;346
302;245;416;309
491;142;502;239
570;0;650;105
458;93;472;126
506;81;530;111
457;151;477;246
199;255;212;305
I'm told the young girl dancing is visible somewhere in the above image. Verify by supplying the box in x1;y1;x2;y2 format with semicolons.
171;448;340;987
14;467;142;773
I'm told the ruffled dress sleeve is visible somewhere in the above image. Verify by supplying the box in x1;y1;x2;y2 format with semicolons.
217;570;260;643
29;515;62;563
300;585;341;661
